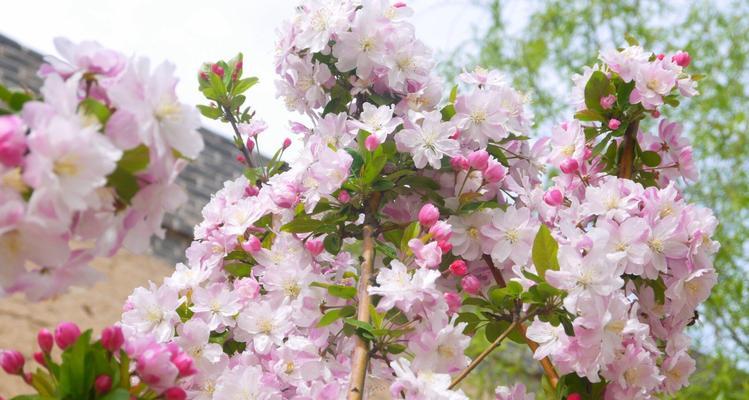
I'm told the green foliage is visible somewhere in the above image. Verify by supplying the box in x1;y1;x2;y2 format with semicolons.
531;225;560;279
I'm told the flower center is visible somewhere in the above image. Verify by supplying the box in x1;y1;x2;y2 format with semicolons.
258;319;274;334
53;154;80;177
1;168;27;193
505;229;519;243
469;110;487;125
648;238;664;254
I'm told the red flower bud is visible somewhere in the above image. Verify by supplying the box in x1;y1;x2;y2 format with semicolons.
37;329;54;354
449;260;468;276
164;387;187;400
418;204;439;227
54;322;80;350
0;350;24;375
101;325;125;353
95;375;112;394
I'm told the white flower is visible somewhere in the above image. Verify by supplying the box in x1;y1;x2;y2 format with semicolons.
368;260;441;314
350;103;402;142
190;284;243;330
395;111;459;169
121;282;183;342
236;301;293;354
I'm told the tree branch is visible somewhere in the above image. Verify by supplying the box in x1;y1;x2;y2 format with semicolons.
221;105;254;169
347;225;376;399
617;120;640;179
482;255;560;389
449;320;519;389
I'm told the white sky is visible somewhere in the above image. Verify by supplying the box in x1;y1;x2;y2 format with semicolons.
2;0;491;158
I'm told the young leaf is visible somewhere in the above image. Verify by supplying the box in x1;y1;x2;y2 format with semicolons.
584;71;611;112
531;225;560;278
641;151;662;167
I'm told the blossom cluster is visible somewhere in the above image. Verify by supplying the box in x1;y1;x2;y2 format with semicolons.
119;1;716;399
0;38;203;299
1;322;193;399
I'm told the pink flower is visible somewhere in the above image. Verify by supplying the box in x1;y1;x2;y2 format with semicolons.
395;111;459;169
0;350;24;374
449;260;468;276
241;235;262;253
481;207;537;266
305;238;324;256
484;160;507;183
408;239;443;269
559;158;579;174
42;37;126;79
364;134;380;151
608;118;621;130
467;150;490;171
451;155;469;171
461;275;481;294
164;387;187;400
600;94;616;110
54;322;81;350
543;188;564;206
418;203;440;227
368;260;441;314
0;115;26;167
37;329;54;354
429;221;452;241
671;51;691;68
101;325;125;353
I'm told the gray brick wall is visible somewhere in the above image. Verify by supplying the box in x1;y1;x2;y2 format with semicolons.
0;33;243;265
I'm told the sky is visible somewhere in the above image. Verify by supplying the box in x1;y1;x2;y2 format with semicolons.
2;0;492;158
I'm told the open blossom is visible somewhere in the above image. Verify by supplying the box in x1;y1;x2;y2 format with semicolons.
41;37;127;79
629;61;678;109
546;247;623;312
448;209;493;261
453;84;531;148
236;301;293;354
411;319;471;373
526;318;566;360
395;111;459;169
495;383;535;400
481;207;537;266
368;260;441;314
390;358;469;400
350;103;402;143
333;9;386;79
122;282;183;342
189;284;242;330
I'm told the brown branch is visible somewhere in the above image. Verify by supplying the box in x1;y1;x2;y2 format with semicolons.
450;320;520;389
483;255;560;389
347;224;375;399
617;120;640;179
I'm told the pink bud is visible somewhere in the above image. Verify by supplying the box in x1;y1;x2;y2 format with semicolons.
0;351;24;375
242;235;262;253
393;1;407;7
236;155;246;164
246;139;255;153
100;326;124;353
461;275;481;295
449;260;468;276
418;204;439;227
583;146;593;160
672;51;691;67
651;109;661;118
364;134;380;151
543;188;564;207
428;221;452;242
559;158;579;174
164;387;187;400
244;185;259;197
656;53;665;60
32;352;45;367
95;374;112;393
171;352;196;377
567;394;582;400
211;63;224;78
337;190;351;203
198;71;208;81
235;61;243;73
0;115;26;168
608;118;621;130
54;322;80;350
599;94;616;110
483;160;507;183
283;138;292;149
467;150;489;171
305;238;324;256
444;292;461;314
37;329;54;354
450;155;469;171
438;240;452;253
23;372;32;384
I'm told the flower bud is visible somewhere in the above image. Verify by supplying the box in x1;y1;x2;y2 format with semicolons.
608;118;621;130
236;155;246;165
283;138;292;149
543;188;564;207
337;190;351;203
567;394;582;400
467;150;489;171
171;352;196;377
37;329;54;354
599;94;616;110
246;139;255;153
0;115;26;168
417;204;439;227
364;134;380;151
651;109;661;118
672;51;691;67
483;160;507;183
437;240;452;253
33;352;46;367
428;221;452;242
0;351;24;375
95;374;112;394
101;326;125;353
656;53;665;60
461;275;481;295
242;235;262;253
444;292;461;314
449;260;468;276
164;387;187;400
450;155;469;171
305;238;324;256
244;185;259;197
211;63;224;78
559;158;579;174
54;322;81;350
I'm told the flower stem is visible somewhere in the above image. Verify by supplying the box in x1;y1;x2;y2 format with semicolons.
221;105;255;169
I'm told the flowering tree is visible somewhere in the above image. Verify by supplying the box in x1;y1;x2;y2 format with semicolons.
0;38;204;300
2;1;718;399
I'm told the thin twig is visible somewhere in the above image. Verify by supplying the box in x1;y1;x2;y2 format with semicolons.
222;105;255;169
449;320;519;389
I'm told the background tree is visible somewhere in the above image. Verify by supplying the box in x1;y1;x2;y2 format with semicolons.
442;0;749;398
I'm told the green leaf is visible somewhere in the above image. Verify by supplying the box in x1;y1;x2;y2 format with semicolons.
107;168;139;205
387;343;407;354
324;234;342;255
224;262;252;278
8;92;32;112
344;318;376;341
79;98;111;124
400;221;421;252
100;388;130;400
641;150;662;167
399;175;440;190
327;284;357;299
58;330;94;399
232;77;259;95
281;217;327;233
362;154;387;184
574;109;605;122
209;72;227;101
440;104;456;120
449;84;459;103
369;93;395;106
371;178;395;191
176;301;194;322
624;33;640;46
318;305;356;327
584;70;611;112
374;240;398;260
531;225;560;279
197;104;223;119
117;144;150;174
0;84;11;103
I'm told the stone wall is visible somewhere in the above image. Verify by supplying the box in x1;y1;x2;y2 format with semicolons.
0;33;241;265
